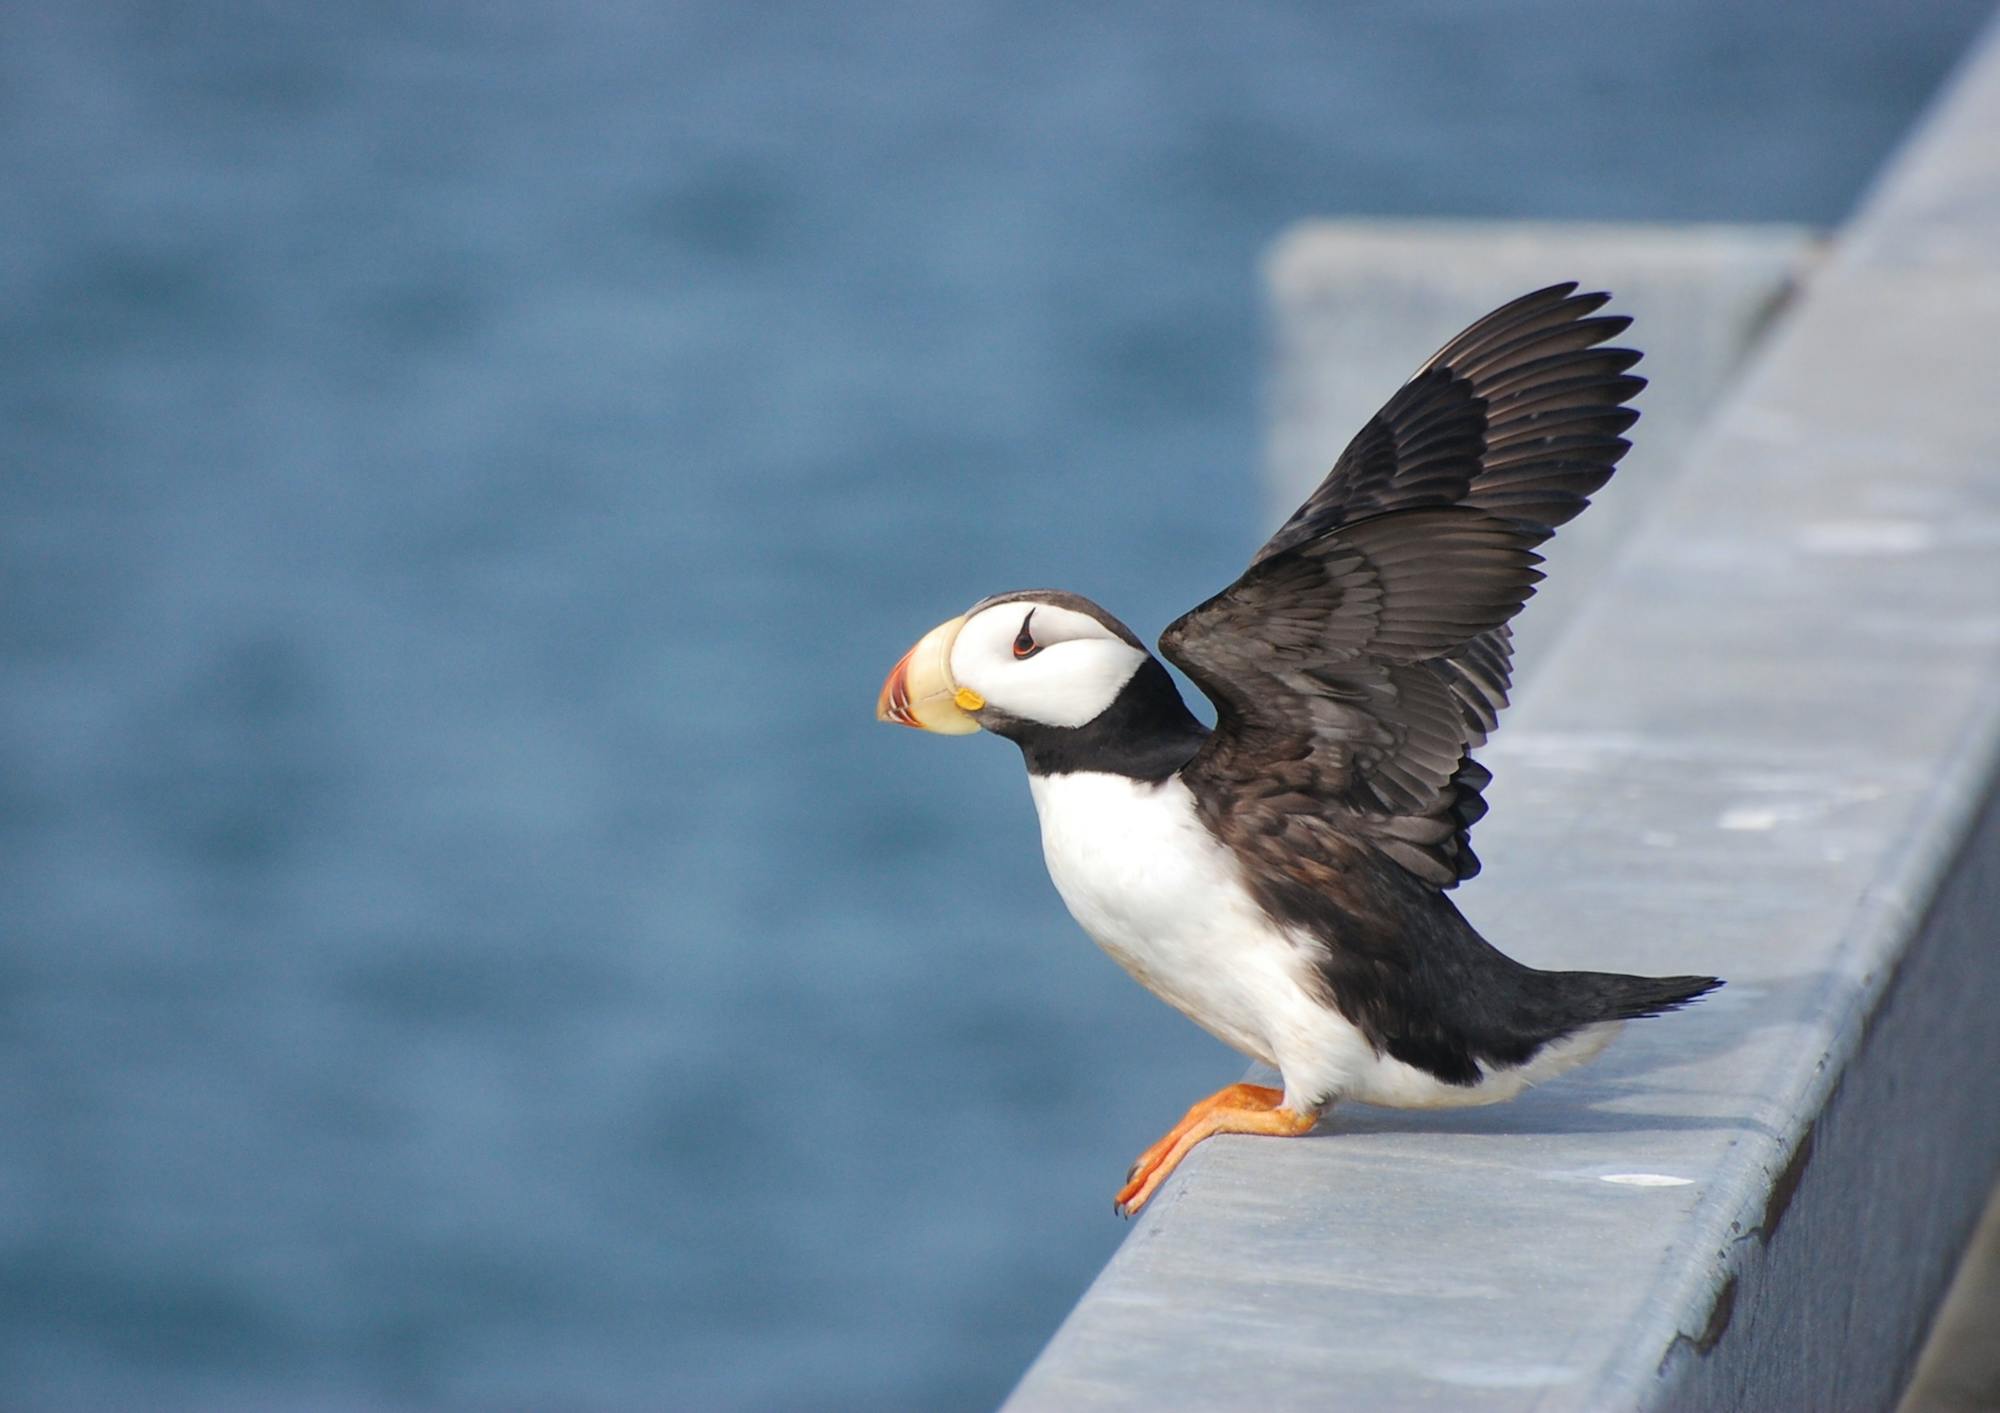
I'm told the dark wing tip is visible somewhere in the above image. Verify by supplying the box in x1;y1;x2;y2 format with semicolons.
1256;284;1649;568
1421;284;1623;375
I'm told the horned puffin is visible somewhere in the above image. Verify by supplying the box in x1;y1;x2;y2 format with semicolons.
876;284;1720;1217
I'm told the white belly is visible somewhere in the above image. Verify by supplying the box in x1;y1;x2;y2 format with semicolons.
1026;770;1359;1104
1023;770;1618;1111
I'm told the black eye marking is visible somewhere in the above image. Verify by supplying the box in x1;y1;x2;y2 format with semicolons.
1012;610;1039;660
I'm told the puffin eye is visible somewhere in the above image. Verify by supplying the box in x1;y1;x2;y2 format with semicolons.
1012;611;1039;660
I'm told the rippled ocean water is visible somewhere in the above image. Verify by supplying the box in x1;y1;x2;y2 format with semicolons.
2;2;1990;1406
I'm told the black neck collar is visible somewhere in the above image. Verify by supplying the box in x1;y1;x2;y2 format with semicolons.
985;655;1208;781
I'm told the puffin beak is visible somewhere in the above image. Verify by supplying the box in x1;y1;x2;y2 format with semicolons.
876;614;984;734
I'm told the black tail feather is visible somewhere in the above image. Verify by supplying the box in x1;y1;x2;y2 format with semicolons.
1574;972;1723;1024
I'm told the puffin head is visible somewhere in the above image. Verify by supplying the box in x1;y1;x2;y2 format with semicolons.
876;591;1152;737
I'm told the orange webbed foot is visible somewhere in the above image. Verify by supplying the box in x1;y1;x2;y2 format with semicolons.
1114;1083;1318;1217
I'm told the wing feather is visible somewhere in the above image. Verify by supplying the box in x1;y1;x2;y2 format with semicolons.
1162;506;1542;824
1167;285;1641;888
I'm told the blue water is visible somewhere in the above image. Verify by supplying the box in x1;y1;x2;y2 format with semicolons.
2;2;1990;1406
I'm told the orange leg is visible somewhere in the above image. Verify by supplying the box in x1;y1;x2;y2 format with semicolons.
1114;1083;1319;1217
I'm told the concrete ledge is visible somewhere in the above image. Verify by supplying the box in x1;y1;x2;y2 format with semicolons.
1005;14;2000;1411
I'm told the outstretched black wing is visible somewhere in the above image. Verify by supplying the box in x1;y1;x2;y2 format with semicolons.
1161;285;1641;889
1257;282;1643;561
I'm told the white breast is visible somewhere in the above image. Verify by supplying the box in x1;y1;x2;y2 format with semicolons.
1022;770;1616;1112
1024;771;1341;1086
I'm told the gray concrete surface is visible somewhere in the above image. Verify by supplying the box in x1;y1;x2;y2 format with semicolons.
1004;13;2000;1412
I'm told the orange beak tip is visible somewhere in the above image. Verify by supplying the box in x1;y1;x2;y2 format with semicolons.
877;648;921;727
874;614;981;735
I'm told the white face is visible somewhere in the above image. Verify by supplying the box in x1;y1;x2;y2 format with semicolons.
948;597;1149;730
